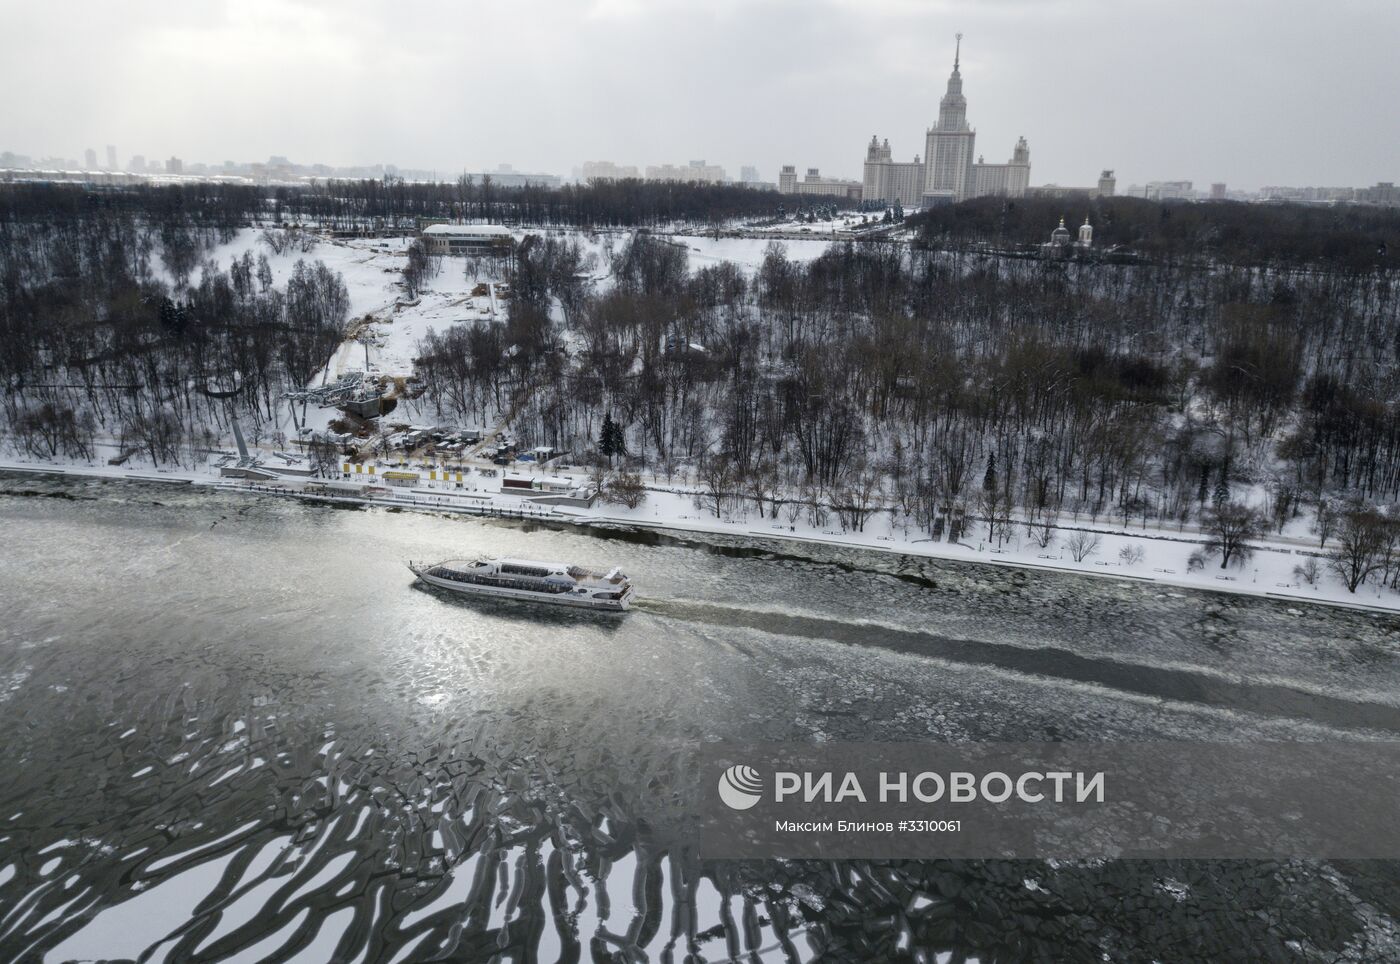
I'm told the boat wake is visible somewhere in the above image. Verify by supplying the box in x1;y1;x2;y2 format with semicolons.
639;597;1400;734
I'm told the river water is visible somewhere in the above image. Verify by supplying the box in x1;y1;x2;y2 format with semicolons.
2;473;1399;962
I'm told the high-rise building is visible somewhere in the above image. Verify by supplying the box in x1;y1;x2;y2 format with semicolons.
1028;169;1116;200
581;161;639;181
166;156;183;174
1144;180;1194;200
1357;182;1399;206
465;166;561;188
922;35;979;205
129;154;145;173
774;166;862;199
1210;182;1227;200
740;165;760;183
105;145;117;170
84;148;97;170
972;137;1032;198
645;160;726;184
861;36;1029;208
862;137;926;208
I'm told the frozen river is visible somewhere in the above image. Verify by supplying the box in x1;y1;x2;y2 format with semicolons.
2;472;1399;961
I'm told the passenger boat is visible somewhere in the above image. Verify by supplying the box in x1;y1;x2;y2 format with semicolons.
408;557;635;611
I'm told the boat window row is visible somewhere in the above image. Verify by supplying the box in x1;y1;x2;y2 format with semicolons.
429;567;572;594
499;563;553;578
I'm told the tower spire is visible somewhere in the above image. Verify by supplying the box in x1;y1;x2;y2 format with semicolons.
954;33;962;70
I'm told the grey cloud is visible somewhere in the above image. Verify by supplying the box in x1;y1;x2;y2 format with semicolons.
0;0;1395;189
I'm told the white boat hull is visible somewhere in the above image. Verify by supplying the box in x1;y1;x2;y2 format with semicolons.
411;565;633;612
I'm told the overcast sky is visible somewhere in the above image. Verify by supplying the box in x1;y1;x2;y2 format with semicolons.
3;0;1397;190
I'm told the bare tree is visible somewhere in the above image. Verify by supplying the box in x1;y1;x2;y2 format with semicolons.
308;437;340;478
587;461;609;499
1066;530;1102;563
745;460;780;519
1314;499;1337;548
977;485;1006;544
12;403;95;460
835;470;883;533
607;469;647;509
401;240;439;299
1026;508;1058;549
803;483;829;529
1202;502;1262;569
1327;504;1390;593
1293;557;1322;587
696;455;734;518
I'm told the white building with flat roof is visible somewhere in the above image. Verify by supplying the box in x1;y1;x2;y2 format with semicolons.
467;166;561;189
581;161;639;181
776;166;862;200
421;223;514;255
645;160;727;184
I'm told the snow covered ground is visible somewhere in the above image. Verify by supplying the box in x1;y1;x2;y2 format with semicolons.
581;484;1399;614
673;234;835;272
17;225;1395;615
186;231;501;381
192;227;837;390
2;453;1395;616
173;226;847;439
744;212;884;234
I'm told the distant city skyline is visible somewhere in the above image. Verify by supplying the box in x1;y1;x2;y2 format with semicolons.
5;145;1396;206
2;0;1397;192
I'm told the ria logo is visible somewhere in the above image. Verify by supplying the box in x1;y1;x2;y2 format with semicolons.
718;764;764;811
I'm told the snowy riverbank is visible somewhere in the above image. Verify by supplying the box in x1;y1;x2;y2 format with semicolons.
3;455;1397;617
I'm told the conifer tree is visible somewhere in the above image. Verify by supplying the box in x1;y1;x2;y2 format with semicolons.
1212;462;1231;508
598;411;617;463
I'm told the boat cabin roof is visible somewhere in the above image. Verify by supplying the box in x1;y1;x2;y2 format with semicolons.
436;557;626;584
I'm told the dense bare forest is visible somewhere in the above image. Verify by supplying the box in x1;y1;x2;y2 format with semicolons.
3;180;1399;592
413;224;1400;591
0;186;347;464
914;195;1400;269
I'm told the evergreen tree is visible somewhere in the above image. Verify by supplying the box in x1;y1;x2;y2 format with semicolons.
598;411;617;463
157;297;189;335
1212;462;1231;508
609;418;627;458
158;296;179;331
983;452;997;493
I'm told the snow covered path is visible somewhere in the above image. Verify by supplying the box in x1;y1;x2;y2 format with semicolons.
2;455;1395;616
